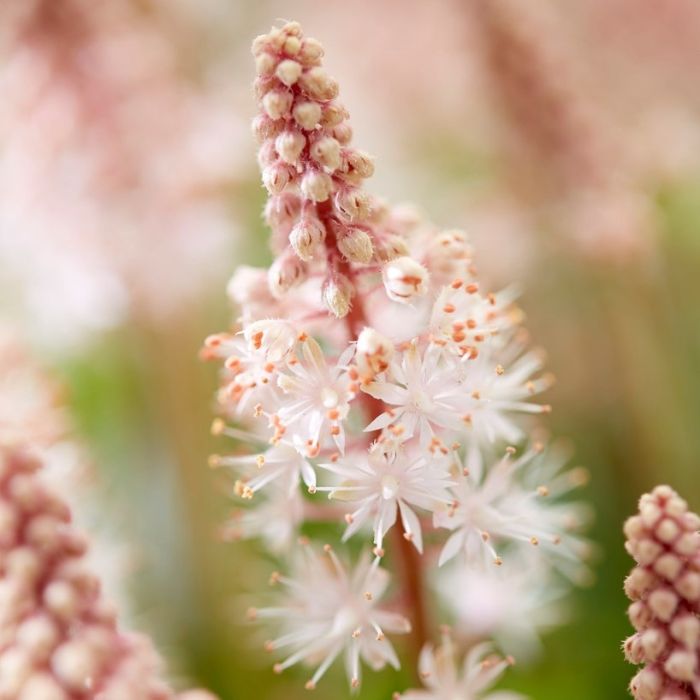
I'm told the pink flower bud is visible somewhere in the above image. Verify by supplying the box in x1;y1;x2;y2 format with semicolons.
262;90;293;120
337;227;373;264
382;256;429;303
301;170;333;203
335;188;371;222
310;136;341;171
289;218;325;261
275;131;306;165
262;163;291;195
322;274;353;318
268;253;307;298
275;59;302;86
293;101;322;130
299;67;338;101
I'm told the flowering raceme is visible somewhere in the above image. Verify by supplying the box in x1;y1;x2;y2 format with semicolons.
205;21;589;694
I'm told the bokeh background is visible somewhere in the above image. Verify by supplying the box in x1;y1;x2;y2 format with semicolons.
2;1;700;698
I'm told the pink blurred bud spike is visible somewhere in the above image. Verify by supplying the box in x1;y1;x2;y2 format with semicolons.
623;485;700;699
0;446;218;700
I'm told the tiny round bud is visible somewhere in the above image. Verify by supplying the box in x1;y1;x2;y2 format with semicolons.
337;227;373;264
268;254;307;298
255;52;276;77
299;68;338;101
301;171;333;203
262;90;293;120
293;101;322;130
262;164;291;195
630;666;662;699
290;218;326;261
647;588;678;622
335;188;372;222
310;136;341;171
321;103;348;128
275;131;306;165
322;275;353;318
374;234;409;263
52;640;102;690
298;38;324;66
276;59;303;86
664;649;697;682
18;674;67;700
252;115;282;143
264;193;302;232
382;256;429;303
344;149;375;180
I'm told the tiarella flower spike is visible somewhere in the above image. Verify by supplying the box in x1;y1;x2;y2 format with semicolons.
206;20;589;693
623;486;700;700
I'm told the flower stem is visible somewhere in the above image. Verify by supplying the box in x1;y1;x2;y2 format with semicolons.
325;222;429;665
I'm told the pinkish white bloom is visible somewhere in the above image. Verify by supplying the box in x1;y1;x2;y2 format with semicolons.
276;336;356;453
398;634;523;700
435;444;590;577
318;439;454;553
253;545;410;689
435;553;566;657
382;257;429;303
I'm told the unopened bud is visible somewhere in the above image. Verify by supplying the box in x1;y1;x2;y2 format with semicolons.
299;67;338;101
382;256;429;303
262;164;291;195
244;320;296;362
252;115;282;143
293;101;322;130
343;149;375;181
262;90;293;120
333;123;353;145
322;275;353;318
298;38;324;66
264;193;301;232
290;218;325;261
255;52;276;77
337;227;373;264
335;188;372;222
275;59;302;86
357;328;394;378
374;234;409;262
321;103;349;128
275;131;306;165
301;170;333;202
310;136;342;171
268;253;307;298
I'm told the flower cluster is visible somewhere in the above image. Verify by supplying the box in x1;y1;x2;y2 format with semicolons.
0;446;218;700
623;485;700;699
206;20;589;694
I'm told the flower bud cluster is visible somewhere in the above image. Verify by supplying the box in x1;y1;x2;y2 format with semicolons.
0;447;217;700
623;485;700;699
252;21;428;316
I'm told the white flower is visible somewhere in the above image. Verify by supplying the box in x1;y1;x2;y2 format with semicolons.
428;282;520;356
276;335;356;454
212;439;317;497
449;332;552;478
243;319;297;362
399;635;523;700
254;545;410;689
435;445;591;578
435;554;566;658
222;481;304;553
204;333;281;419
317;439;454;553
363;342;467;447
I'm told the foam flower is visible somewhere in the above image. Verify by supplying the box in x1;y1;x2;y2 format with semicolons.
252;544;410;690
